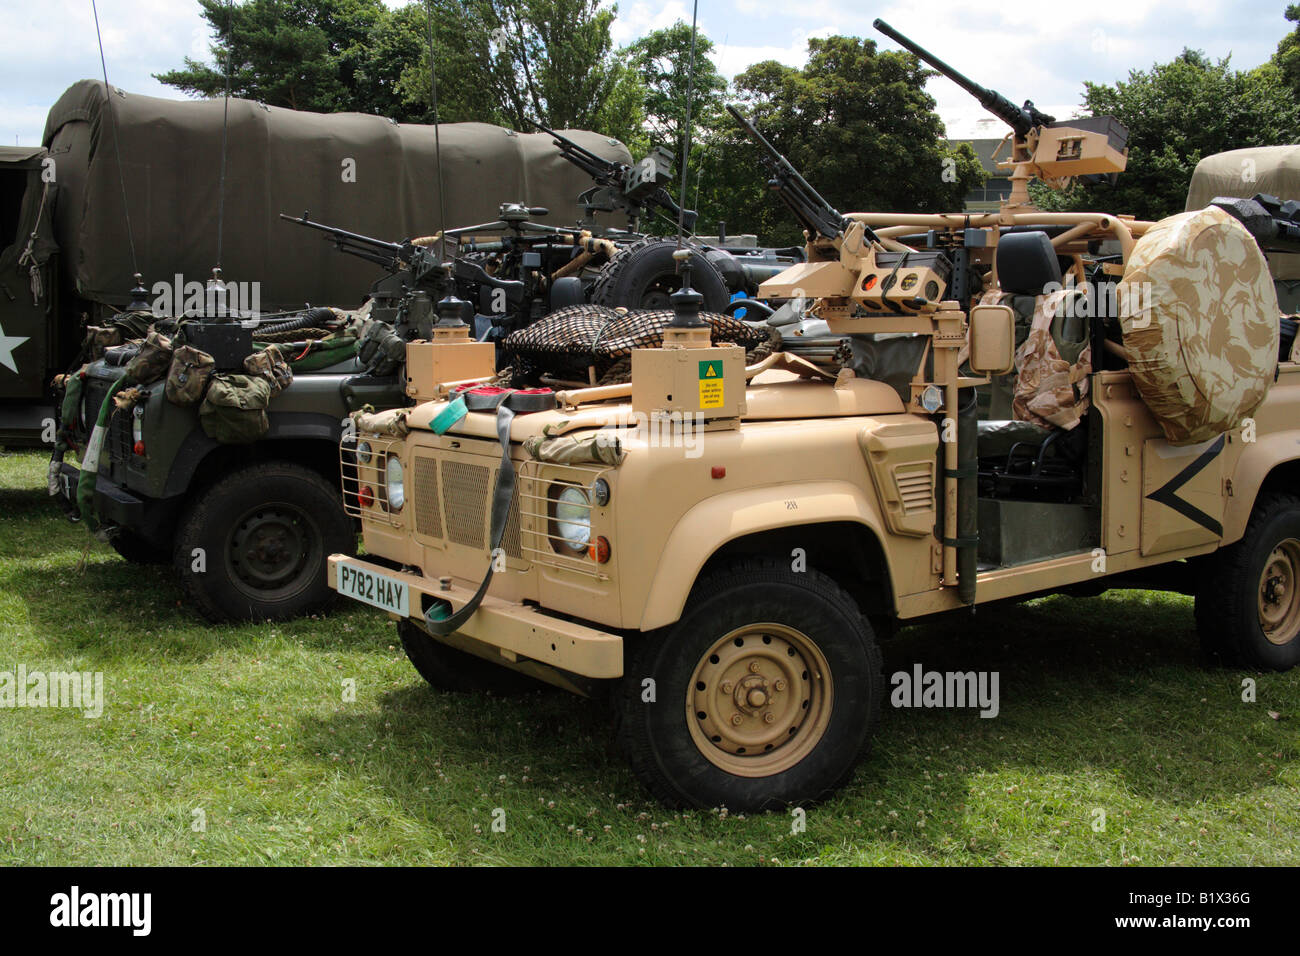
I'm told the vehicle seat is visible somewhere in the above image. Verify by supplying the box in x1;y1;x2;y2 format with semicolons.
983;232;1084;422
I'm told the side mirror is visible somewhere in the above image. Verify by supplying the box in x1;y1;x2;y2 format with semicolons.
968;304;1016;376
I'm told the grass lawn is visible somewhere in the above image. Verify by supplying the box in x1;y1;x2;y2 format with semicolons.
0;448;1296;866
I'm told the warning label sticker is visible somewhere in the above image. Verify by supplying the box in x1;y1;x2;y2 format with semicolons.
698;359;724;409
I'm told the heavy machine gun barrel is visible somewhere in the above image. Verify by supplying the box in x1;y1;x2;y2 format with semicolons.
726;104;876;244
279;213;414;270
533;121;697;232
533;122;619;185
872;19;1052;137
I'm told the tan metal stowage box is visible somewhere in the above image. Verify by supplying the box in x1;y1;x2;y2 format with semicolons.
631;344;747;420
404;341;496;400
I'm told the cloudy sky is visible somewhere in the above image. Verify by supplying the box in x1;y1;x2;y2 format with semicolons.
0;0;1290;146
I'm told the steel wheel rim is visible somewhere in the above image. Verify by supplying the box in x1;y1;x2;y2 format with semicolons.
686;623;833;778
227;503;319;598
1258;538;1300;645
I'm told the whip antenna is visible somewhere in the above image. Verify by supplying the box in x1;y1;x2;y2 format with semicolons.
90;0;138;282
215;0;233;271
675;0;701;252
424;0;448;262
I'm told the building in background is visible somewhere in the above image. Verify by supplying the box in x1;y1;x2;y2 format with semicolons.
952;138;1012;212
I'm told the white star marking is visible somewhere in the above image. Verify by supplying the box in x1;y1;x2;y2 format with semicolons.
0;322;30;374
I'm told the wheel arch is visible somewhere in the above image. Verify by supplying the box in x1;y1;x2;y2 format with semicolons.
635;482;899;631
1223;442;1300;545
163;414;344;500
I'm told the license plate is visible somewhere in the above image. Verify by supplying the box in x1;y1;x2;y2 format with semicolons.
336;561;410;616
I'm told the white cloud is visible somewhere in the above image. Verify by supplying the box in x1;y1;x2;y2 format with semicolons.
608;0;692;46
1;0;211;145
1;0;1283;147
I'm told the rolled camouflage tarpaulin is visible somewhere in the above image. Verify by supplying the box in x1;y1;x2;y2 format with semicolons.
1119;206;1279;446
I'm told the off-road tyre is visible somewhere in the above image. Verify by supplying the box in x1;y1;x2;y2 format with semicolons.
109;529;169;565
1195;493;1300;671
173;461;355;622
590;237;730;313
397;619;537;695
617;558;884;810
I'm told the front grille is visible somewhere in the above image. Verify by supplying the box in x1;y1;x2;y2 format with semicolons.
412;455;442;538
108;411;132;464
442;460;490;547
502;484;522;559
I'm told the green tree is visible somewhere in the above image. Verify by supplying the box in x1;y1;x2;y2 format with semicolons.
1274;4;1300;97
155;0;389;113
621;22;726;167
697;36;985;246
1036;49;1300;220
395;0;644;141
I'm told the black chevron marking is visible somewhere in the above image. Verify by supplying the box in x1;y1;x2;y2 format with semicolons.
1144;434;1226;537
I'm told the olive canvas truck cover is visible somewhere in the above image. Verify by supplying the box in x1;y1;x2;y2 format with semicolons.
0;146;58;441
40;80;632;312
1186;146;1300;288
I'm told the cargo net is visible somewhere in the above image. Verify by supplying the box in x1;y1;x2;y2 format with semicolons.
503;304;770;387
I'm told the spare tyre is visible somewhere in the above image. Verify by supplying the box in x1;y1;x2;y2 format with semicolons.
590;237;730;312
1118;205;1279;445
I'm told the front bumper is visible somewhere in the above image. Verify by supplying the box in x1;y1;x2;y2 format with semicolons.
57;462;146;525
327;554;624;678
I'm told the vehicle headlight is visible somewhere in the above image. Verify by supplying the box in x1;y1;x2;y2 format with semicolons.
356;440;372;464
552;484;591;553
384;455;404;511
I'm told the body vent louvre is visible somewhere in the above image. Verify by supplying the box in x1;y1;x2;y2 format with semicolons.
894;465;935;515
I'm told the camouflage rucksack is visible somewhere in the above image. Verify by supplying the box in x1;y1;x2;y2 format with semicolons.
199;374;273;443
165;345;216;406
243;344;293;397
1012;289;1091;431
124;330;174;386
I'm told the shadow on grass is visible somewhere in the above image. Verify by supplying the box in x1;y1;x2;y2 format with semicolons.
6;555;394;665
296;590;1288;856
295;680;632;830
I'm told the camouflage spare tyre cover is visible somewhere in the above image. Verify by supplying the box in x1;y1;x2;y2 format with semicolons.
1118;205;1279;446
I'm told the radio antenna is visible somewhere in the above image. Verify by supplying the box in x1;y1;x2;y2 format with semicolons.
424;0;448;262
674;0;701;253
215;0;233;271
90;0;138;280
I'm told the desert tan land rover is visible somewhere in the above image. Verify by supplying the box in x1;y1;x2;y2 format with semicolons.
328;30;1300;811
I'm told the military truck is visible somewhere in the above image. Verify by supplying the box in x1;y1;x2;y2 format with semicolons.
326;22;1300;810
1;81;634;449
38;80;635;622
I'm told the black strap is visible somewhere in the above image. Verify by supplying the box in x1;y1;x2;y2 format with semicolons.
423;398;516;635
943;535;979;548
942;464;978;479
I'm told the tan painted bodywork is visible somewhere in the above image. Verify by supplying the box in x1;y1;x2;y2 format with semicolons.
335;203;1300;685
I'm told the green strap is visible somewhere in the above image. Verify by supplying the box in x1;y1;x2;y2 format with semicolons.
76;377;128;528
431;396;468;435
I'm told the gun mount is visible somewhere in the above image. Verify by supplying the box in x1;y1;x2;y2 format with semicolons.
725;104;867;244
872;18;1128;210
534;122;698;233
